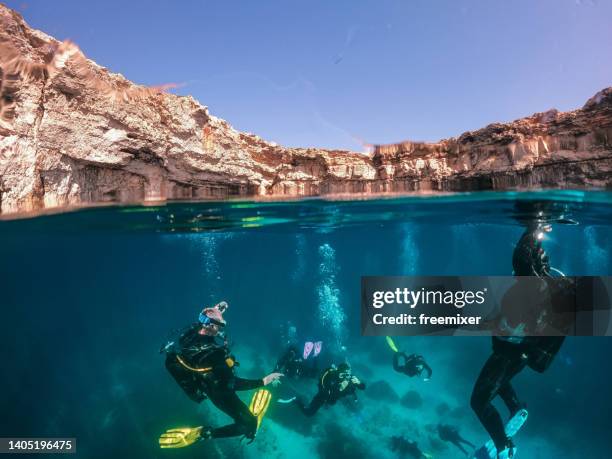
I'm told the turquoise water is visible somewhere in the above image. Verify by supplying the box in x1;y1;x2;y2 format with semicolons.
0;190;611;458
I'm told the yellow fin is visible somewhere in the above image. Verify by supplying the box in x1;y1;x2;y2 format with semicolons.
249;389;272;428
386;336;399;353
158;426;203;449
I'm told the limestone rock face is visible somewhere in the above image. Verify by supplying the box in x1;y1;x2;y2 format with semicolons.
0;5;611;217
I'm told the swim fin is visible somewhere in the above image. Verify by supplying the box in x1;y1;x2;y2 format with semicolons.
249;388;272;429
303;341;314;360
386;336;399;353
158;426;204;448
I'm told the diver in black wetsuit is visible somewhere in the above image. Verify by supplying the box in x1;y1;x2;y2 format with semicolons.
471;220;568;457
294;363;366;417
275;344;318;379
437;423;475;456
393;352;432;380
164;302;282;440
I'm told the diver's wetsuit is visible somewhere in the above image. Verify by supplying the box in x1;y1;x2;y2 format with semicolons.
512;225;551;277
471;336;564;451
471;224;566;453
165;324;263;439
437;423;475;456
393;352;432;379
296;367;366;417
275;345;318;379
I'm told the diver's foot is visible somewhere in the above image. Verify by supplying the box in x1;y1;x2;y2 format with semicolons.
496;438;516;459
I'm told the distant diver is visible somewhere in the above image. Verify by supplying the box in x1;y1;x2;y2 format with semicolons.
437;423;475;456
288;362;366;416
386;336;432;380
159;301;283;447
390;435;432;459
471;215;569;458
275;341;321;379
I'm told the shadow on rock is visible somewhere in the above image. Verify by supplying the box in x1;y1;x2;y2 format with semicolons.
316;421;376;459
401;390;423;409
364;380;399;403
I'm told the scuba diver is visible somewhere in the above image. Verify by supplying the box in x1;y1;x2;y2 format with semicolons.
159;301;283;447
390;435;432;459
275;340;322;379
275;344;304;378
471;212;569;458
289;362;366;417
386;336;432;380
437;423;475;456
394;352;432;380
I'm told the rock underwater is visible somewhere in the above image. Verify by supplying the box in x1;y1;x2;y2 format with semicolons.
0;4;611;217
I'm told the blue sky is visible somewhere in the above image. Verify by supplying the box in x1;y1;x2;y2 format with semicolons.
7;0;612;151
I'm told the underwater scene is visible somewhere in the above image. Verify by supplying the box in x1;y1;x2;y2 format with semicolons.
1;190;612;459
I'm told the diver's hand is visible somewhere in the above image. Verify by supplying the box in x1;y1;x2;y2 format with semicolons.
263;372;283;387
350;376;361;385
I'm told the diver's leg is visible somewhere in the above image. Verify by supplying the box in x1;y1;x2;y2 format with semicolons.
470;353;512;451
459;436;476;448
207;390;257;439
452;440;469;455
393;352;402;372
306;358;319;378
499;380;525;417
296;391;326;417
492;338;528;416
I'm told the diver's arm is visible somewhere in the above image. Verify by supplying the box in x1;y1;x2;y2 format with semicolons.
234;372;283;390
234;377;264;391
351;376;366;390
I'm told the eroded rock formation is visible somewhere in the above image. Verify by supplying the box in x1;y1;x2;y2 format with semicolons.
1;4;611;217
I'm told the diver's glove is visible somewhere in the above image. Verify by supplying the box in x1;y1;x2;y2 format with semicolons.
263;372;284;387
350;376;361;385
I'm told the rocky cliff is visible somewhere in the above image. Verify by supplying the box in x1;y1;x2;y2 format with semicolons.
1;5;611;217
